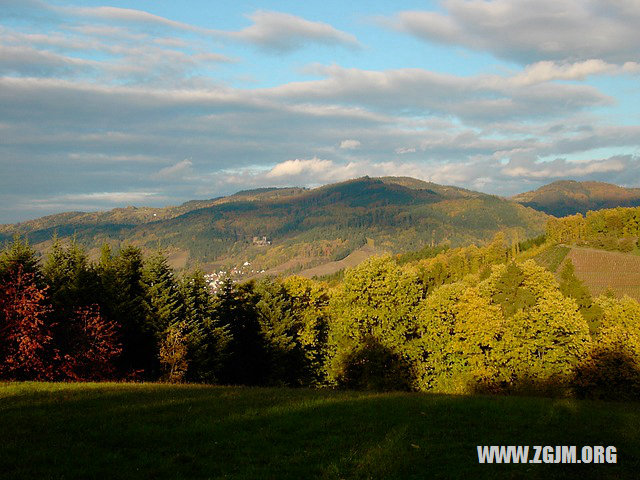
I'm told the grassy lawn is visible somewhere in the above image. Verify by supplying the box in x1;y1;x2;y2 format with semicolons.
1;382;638;479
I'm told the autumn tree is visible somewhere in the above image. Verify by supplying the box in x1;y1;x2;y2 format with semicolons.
0;267;54;380
58;305;121;381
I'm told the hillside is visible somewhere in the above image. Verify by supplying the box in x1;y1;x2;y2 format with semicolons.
0;176;548;273
512;180;640;217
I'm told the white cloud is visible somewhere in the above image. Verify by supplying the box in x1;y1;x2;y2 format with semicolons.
152;159;193;180
395;147;416;154
501;156;628;179
263;65;611;121
391;0;640;64
60;5;213;35
228;10;360;52
339;139;361;149
509;60;640;86
266;158;336;178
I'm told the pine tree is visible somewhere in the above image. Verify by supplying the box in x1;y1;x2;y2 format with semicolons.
558;259;602;332
99;246;154;378
213;278;266;385
142;251;183;335
179;269;230;383
0;235;42;285
44;237;99;313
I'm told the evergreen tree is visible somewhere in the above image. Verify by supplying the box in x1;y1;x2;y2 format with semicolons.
212;278;267;385
0;235;42;285
142;251;183;335
44;237;100;313
253;278;312;386
99;246;154;378
179;269;230;383
558;259;602;332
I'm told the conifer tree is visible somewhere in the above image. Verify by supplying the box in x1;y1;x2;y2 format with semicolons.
179;269;230;383
212;278;266;385
142;251;183;335
100;246;154;377
44;236;99;313
558;259;602;332
0;235;42;285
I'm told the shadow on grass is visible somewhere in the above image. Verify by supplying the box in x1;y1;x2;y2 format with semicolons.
2;382;640;480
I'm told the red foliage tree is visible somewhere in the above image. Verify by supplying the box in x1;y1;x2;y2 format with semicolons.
0;267;55;380
58;305;122;381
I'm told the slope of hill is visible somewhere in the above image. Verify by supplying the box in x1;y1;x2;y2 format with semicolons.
0;176;548;272
512;180;640;217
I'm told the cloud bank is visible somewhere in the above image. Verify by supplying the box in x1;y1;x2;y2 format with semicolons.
0;0;639;222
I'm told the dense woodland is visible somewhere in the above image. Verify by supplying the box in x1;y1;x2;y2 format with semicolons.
2;205;640;399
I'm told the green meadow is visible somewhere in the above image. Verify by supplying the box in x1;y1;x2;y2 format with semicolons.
2;382;639;479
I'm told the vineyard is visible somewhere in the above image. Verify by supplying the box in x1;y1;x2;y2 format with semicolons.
566;247;640;300
531;244;571;272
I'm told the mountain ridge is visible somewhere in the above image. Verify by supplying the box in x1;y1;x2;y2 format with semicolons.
512;180;640;217
1;176;549;273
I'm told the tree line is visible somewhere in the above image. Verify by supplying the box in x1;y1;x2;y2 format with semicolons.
546;206;640;252
1;230;639;399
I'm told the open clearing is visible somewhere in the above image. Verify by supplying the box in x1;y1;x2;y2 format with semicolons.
1;382;638;479
566;247;640;300
298;244;383;278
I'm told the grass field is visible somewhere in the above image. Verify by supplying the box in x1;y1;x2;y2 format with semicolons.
566;247;640;300
1;383;639;479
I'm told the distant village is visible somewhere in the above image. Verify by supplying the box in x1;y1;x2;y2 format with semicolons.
203;261;268;292
203;237;271;292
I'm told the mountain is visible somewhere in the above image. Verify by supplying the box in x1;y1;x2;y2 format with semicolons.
512;180;640;217
1;176;548;273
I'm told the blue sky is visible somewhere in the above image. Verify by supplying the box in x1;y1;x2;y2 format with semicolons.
1;0;639;222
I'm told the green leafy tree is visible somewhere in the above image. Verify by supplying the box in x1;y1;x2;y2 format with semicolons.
282;275;330;385
326;256;421;388
490;261;591;392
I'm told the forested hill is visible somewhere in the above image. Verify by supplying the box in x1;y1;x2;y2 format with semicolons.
0;176;548;272
512;180;640;217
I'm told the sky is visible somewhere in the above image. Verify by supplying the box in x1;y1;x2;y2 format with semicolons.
1;0;640;223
